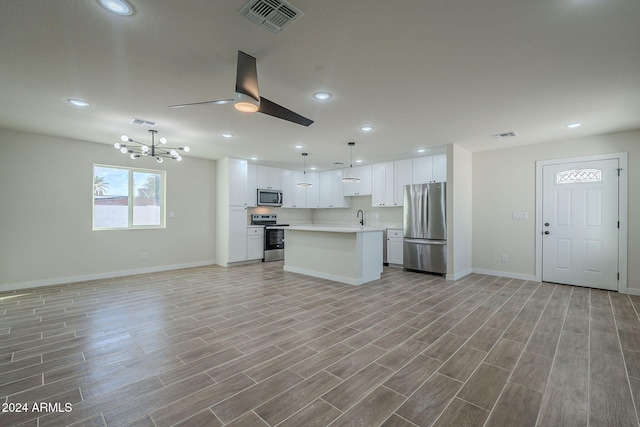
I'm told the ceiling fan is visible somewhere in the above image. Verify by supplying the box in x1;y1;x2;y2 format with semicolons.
169;50;314;127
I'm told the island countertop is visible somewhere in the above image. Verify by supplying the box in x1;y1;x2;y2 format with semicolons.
285;225;386;233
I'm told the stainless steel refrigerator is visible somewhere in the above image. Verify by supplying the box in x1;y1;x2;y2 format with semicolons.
403;183;447;274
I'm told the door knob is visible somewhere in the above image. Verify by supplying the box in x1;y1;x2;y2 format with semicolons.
544;231;550;235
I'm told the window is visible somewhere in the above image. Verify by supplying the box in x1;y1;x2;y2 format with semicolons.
555;168;602;185
93;164;166;230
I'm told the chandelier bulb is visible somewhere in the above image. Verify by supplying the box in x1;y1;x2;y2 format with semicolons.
114;142;121;149
121;135;129;142
159;137;167;144
182;146;190;152
120;147;128;154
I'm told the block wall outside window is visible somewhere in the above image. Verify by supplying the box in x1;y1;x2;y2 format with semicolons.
93;164;166;230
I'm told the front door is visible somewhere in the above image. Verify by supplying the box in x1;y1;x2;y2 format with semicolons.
542;158;619;290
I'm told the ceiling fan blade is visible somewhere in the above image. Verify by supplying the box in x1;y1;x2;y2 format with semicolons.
169;99;233;108
236;51;260;101
258;97;314;127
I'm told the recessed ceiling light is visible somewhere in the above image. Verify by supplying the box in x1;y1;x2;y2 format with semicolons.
417;148;426;153
222;133;233;138
97;0;134;16
360;125;374;132
294;144;303;149
310;167;316;170
313;92;331;101
566;123;582;128
250;157;258;161
355;159;363;163
68;98;90;107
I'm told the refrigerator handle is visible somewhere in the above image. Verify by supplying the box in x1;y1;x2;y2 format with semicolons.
404;239;446;245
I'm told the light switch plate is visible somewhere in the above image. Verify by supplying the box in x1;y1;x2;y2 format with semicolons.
512;211;528;220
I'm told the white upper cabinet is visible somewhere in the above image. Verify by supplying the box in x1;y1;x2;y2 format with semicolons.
305;172;320;208
218;157;247;206
412;153;447;184
394;158;413;206
246;163;258;207
433;153;447;182
257;165;282;190
319;170;349;208
372;162;395;207
342;165;372;196
282;170;319;208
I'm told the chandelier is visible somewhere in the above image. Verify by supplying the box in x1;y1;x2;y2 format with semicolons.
343;141;360;183
297;153;312;188
113;129;190;163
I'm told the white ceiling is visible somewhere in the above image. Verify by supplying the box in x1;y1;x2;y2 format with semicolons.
1;0;639;170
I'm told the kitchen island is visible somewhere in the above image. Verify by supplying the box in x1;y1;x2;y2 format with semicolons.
283;225;384;285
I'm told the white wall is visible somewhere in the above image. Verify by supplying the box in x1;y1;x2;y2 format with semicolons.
448;144;473;279
0;129;216;291
472;129;639;291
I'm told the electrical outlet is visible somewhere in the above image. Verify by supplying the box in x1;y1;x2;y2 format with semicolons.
501;254;509;262
142;252;149;260
169;211;175;218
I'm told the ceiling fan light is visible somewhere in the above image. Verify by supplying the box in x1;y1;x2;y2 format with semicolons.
234;92;260;113
234;102;259;113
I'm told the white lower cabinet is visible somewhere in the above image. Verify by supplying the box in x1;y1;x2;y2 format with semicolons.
247;226;264;260
387;228;403;266
228;206;248;263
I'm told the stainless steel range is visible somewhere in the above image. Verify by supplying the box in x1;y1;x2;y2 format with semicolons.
250;214;289;262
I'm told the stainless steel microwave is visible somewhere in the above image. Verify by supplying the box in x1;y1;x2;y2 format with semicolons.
257;188;283;207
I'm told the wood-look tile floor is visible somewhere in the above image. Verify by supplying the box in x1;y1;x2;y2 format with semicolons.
1;262;640;427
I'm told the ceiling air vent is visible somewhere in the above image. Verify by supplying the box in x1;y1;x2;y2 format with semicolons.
240;0;303;34
491;131;517;139
130;118;157;127
333;162;344;166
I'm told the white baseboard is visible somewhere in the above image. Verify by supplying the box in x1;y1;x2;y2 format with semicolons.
626;287;640;296
0;260;216;293
446;268;473;281
283;265;379;286
471;268;537;282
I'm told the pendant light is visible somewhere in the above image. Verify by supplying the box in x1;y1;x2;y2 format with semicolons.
342;142;360;183
297;153;312;188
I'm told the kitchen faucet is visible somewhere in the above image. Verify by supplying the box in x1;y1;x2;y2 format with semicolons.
357;210;364;226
